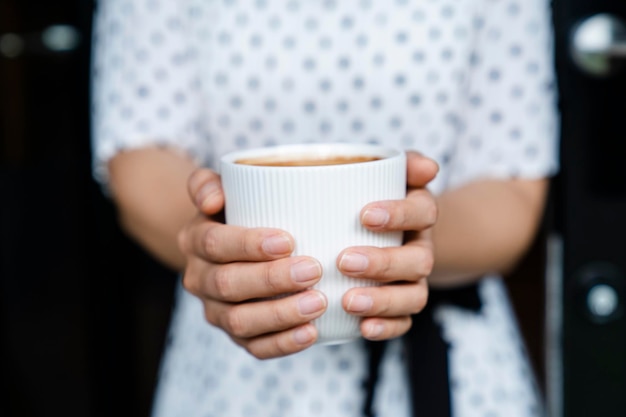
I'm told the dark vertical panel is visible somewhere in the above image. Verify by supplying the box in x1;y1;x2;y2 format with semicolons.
0;1;177;416
553;0;626;415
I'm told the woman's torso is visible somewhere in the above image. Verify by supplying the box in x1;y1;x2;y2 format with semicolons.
94;1;555;416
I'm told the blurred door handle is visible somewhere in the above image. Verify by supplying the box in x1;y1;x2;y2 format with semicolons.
571;13;626;77
0;24;81;59
41;25;82;52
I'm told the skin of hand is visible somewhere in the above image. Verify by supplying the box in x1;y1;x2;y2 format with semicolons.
177;151;439;359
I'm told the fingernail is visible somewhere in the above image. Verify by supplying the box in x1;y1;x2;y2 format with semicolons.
362;208;390;227
196;182;220;210
293;326;315;345
297;292;326;315
291;260;322;283
339;253;369;272
346;294;373;313
262;235;292;255
365;322;384;338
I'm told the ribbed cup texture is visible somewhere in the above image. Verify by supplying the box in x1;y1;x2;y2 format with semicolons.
221;146;406;344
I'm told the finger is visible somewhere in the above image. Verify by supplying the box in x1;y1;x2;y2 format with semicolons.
187;168;225;214
360;316;413;341
188;256;322;302
343;279;428;317
406;150;439;188
185;220;295;263
360;188;437;231
232;323;319;359
203;290;327;339
337;243;434;282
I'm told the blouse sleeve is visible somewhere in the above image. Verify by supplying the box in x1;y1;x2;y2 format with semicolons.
446;0;559;189
90;0;208;187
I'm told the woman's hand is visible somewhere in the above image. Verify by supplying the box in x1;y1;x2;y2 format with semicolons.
178;169;328;359
338;151;439;340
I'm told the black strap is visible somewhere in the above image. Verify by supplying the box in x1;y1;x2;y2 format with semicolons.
362;340;387;417
362;283;482;417
404;283;482;417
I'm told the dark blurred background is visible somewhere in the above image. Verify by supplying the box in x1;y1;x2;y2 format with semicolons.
0;1;177;416
1;1;625;416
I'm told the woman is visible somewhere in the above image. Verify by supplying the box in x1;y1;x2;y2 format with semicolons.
91;0;558;416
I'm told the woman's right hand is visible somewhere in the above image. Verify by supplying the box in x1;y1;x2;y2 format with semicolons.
177;168;327;359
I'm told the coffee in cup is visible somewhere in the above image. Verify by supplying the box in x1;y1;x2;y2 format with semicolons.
235;155;380;167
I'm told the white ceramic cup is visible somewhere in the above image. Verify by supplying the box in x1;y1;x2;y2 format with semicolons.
220;143;407;345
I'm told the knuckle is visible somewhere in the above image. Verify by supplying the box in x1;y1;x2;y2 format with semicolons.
372;250;393;278
177;227;189;254
203;227;217;255
412;192;436;227
246;343;272;360
181;269;200;295
391;205;408;228
188;168;210;195
240;229;257;258
203;306;219;327
223;307;248;338
413;246;434;277
262;263;282;293
181;271;194;293
421;249;435;277
271;334;292;358
243;335;287;360
379;298;392;316
244;345;262;359
241;228;267;259
237;230;252;259
427;200;439;226
213;267;235;300
270;303;291;326
203;226;221;261
373;290;392;316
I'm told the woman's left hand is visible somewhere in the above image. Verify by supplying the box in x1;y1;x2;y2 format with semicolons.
338;151;439;340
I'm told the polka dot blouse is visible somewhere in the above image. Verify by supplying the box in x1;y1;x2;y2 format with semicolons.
91;1;559;416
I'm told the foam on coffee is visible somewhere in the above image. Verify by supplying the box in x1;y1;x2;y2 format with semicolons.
235;155;380;167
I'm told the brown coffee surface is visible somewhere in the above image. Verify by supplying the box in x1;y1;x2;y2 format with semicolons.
235;155;380;167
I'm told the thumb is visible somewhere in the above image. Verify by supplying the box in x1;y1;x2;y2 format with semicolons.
406;150;439;188
187;168;225;215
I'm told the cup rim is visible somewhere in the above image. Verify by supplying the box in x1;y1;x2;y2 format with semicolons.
219;143;404;169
